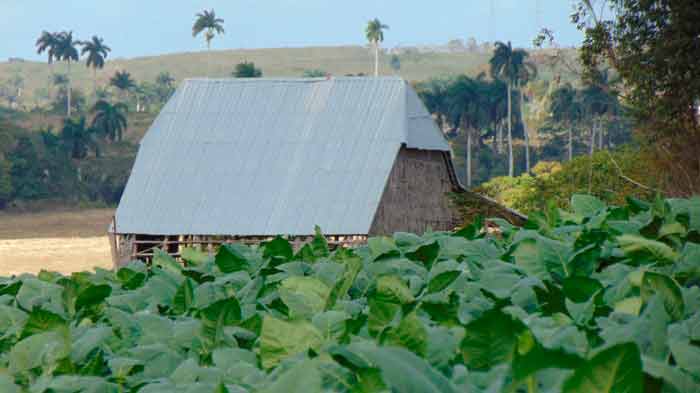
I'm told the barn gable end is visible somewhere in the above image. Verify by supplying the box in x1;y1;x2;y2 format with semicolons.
369;147;462;235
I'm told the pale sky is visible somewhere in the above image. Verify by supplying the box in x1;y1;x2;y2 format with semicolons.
1;0;583;61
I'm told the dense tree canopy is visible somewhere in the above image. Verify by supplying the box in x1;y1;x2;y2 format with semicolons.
574;0;700;195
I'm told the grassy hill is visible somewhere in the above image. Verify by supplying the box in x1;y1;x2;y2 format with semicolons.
0;45;574;107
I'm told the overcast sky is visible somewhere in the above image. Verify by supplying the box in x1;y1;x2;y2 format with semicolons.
1;0;583;61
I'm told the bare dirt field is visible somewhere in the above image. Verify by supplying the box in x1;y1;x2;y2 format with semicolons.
0;209;114;276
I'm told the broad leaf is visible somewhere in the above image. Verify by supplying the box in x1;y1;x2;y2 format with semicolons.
562;343;642;393
259;316;322;369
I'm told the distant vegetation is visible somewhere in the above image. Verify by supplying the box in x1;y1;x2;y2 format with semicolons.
233;62;262;78
1;0;696;214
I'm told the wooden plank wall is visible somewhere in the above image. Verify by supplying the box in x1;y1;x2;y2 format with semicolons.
369;147;462;235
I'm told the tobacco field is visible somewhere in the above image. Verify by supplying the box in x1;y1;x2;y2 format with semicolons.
1;194;700;392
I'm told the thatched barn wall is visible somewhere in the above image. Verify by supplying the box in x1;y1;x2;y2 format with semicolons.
369;147;462;235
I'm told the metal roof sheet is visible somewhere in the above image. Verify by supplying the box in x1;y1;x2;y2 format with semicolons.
114;76;451;236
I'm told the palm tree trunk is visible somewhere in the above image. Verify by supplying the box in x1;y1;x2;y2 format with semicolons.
520;87;530;173
374;41;379;77
48;62;54;103
93;68;97;97
207;38;211;77
497;121;503;154
589;121;596;157
67;60;72;117
466;127;472;188
568;123;573;161
507;83;513;177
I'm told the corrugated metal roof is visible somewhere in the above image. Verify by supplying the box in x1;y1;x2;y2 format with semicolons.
114;76;452;236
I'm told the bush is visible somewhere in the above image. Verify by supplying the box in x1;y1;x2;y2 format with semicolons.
0;157;12;208
477;147;660;214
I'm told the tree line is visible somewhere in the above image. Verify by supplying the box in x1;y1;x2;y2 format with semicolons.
416;41;629;188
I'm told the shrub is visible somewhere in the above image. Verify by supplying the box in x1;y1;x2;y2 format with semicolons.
477;147;660;214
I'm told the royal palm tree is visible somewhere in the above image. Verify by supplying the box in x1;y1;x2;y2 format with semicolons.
109;70;136;103
54;31;81;117
60;116;99;160
516;61;538;173
416;78;450;132
446;76;489;188
91;100;127;142
365;18;389;77
192;9;225;76
550;83;582;161
489;41;529;177
155;72;176;104
35;31;60;101
80;36;111;96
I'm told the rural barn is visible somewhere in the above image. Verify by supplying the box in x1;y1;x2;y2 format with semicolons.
109;76;522;265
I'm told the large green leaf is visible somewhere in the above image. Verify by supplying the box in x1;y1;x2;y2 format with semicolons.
181;247;210;266
641;272;684;321
20;307;66;338
76;284;112;312
200;298;242;348
259;316;322;369
9;327;70;373
571;194;607;217
461;310;526;369
511;235;571;281
617;234;679;264
263;236;294;263
216;243;251;273
279;276;331;319
368;276;414;336
346;344;460;393
368;237;400;261
383;312;428;356
173;277;196;315
405;241;440;269
562;343;642;393
260;359;322;393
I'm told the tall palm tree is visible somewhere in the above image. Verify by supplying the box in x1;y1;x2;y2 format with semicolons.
550;83;582;161
54;31;81;117
192;9;225;76
485;79;507;155
516;61;538;173
416;78;450;131
80;36;111;96
109;70;136;103
365;18;389;77
91;100;127;142
446;76;488;187
35;31;60;101
489;41;528;177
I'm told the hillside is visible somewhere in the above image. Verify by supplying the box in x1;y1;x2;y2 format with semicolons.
0;45;574;106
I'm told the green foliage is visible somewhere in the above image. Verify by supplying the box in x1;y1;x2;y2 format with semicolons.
0;157;13;208
573;1;700;195
233;62;262;78
8;135;47;199
90;100;128;142
478;148;658;214
302;69;327;78
1;194;699;391
192;9;225;47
